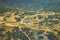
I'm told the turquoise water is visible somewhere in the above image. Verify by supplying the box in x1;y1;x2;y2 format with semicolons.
0;0;60;12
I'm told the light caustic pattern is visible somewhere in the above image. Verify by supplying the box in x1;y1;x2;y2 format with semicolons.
0;8;60;40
